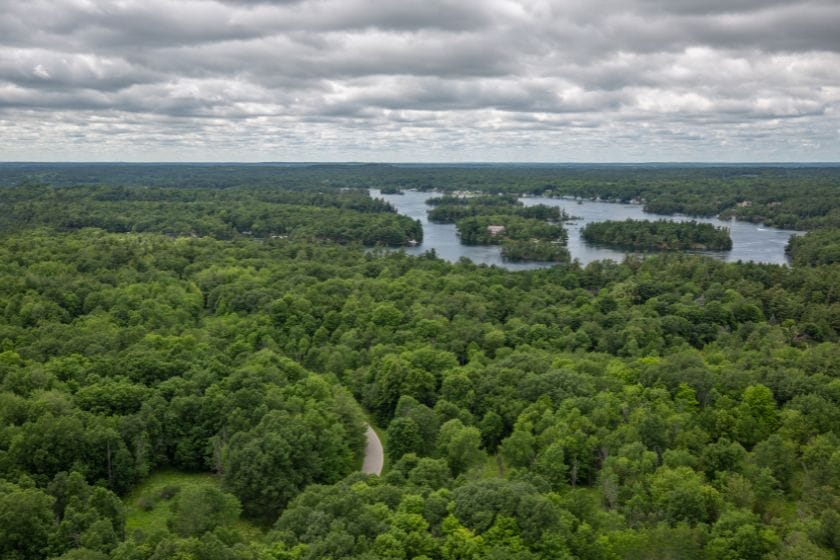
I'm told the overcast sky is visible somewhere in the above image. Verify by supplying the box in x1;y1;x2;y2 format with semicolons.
1;0;838;162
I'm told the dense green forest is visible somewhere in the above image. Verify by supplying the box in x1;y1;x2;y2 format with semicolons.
456;217;567;247
4;163;839;231
581;220;733;251
499;240;571;263
426;196;566;224
787;230;840;266
0;183;421;246
1;164;840;560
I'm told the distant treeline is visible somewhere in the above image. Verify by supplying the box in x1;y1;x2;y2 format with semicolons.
426;194;521;207
582;219;733;251
0;184;422;246
427;195;566;224
5;163;839;230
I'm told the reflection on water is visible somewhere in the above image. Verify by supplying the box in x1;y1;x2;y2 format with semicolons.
371;189;802;270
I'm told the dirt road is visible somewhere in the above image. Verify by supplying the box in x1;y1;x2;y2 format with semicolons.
361;425;384;475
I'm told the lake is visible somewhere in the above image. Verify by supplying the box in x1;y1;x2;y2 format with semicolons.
371;189;802;269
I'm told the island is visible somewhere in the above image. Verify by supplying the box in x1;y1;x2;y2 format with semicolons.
581;219;733;251
500;239;571;262
427;194;566;223
425;194;571;262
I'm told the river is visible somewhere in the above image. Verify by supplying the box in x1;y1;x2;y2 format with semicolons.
371;189;802;269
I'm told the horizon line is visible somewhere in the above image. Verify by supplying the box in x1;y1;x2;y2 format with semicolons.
2;161;839;166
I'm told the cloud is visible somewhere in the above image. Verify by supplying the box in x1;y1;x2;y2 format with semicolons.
0;0;837;161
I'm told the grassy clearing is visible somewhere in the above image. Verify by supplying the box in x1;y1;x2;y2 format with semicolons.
480;453;505;478
124;470;262;540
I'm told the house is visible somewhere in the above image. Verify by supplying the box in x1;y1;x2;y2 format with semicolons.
487;225;506;236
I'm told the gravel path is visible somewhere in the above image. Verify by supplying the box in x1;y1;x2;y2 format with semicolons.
361;425;384;475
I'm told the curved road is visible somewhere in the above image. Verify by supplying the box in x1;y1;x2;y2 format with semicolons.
361;424;384;475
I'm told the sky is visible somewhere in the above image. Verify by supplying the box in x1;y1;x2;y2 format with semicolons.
0;0;838;162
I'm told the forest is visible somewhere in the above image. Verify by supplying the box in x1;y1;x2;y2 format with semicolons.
424;195;570;262
5;163;839;232
581;220;733;251
498;240;571;263
455;215;569;264
786;230;840;266
0;183;422;246
426;196;566;224
0;163;839;560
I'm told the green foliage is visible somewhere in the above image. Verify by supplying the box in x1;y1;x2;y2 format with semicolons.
437;420;485;476
457;215;567;246
582;219;733;251
500;427;536;469
123;470;258;544
706;509;779;560
0;166;839;559
0;481;55;560
0;182;422;246
787;229;840;265
0;472;125;560
501;240;571;262
735;384;780;447
427;195;565;224
439;200;573;262
386;416;423;463
4;162;840;230
168;485;241;537
223;393;361;521
649;466;721;526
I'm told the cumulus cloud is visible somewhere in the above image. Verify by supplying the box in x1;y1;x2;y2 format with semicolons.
0;0;837;161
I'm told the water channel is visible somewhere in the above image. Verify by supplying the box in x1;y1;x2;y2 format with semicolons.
371;189;802;270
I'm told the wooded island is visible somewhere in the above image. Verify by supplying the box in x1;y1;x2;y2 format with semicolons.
582;219;733;251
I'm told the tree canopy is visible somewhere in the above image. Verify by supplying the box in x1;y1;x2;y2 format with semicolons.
1;163;839;559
